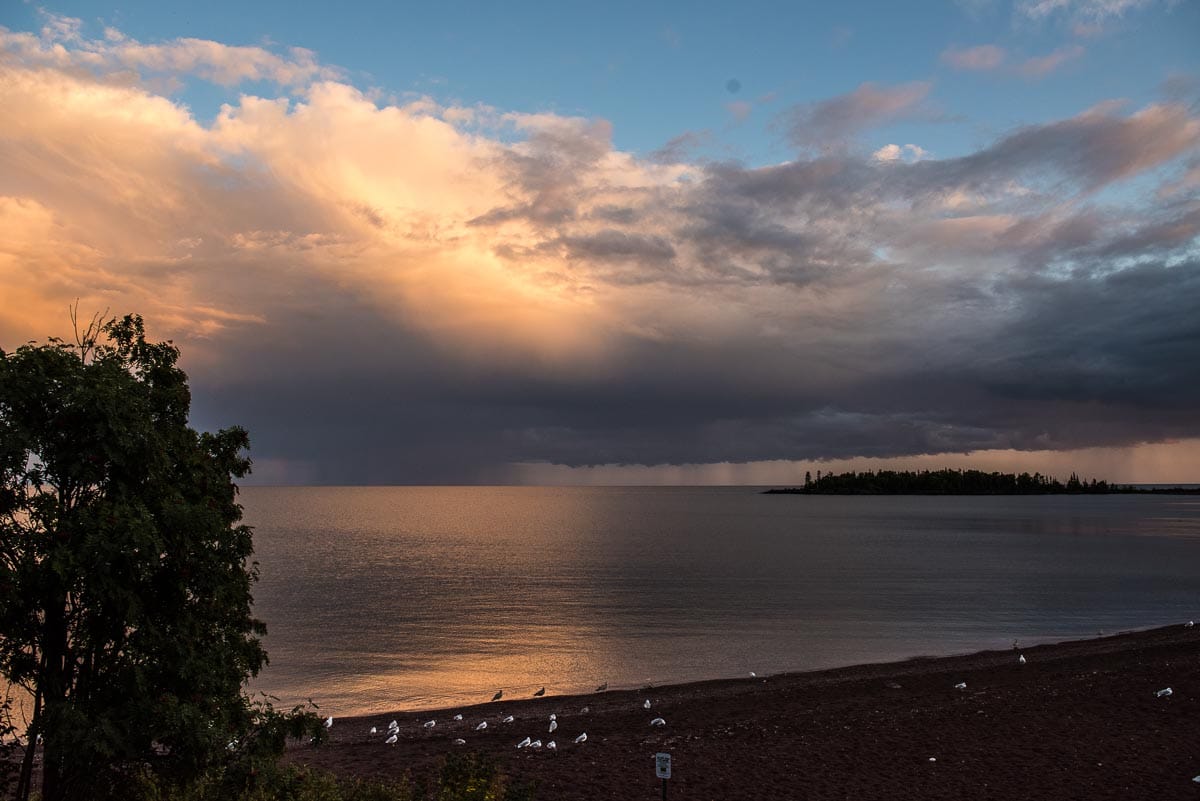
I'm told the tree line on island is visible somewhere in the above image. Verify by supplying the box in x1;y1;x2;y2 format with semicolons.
765;468;1199;495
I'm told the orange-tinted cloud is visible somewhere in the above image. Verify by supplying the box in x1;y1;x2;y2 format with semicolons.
2;21;1199;482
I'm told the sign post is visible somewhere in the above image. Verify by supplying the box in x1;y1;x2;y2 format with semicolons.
655;752;671;800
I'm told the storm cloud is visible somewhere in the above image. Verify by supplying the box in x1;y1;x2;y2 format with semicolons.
1;18;1198;483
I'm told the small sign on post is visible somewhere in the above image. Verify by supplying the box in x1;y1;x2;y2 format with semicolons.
655;752;671;799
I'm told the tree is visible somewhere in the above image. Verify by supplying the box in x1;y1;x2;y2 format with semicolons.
0;314;299;800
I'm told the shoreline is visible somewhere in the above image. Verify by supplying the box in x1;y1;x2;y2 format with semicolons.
291;622;1200;800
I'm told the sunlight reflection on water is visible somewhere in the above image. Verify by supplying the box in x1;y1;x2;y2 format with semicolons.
242;487;1200;715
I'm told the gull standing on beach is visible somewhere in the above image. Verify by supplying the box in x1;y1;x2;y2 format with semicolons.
475;721;488;731
644;699;651;709
574;732;587;744
1019;654;1027;664
650;717;666;726
324;716;333;729
492;690;503;701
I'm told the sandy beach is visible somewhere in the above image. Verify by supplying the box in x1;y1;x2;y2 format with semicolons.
289;623;1200;800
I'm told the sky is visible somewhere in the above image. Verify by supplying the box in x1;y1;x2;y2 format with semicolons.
0;0;1198;484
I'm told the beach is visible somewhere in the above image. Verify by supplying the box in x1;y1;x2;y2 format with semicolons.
289;623;1199;800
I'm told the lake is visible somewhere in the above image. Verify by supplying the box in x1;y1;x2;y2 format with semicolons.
242;486;1200;716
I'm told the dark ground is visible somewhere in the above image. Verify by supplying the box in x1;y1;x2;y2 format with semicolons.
291;624;1200;800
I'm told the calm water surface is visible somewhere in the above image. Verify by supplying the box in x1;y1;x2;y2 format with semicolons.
242;487;1200;715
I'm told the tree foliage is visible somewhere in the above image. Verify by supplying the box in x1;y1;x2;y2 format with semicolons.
0;314;318;800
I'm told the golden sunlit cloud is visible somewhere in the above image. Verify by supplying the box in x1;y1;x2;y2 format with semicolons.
2;16;1198;482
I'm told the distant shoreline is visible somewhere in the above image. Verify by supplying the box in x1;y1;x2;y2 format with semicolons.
763;468;1200;495
764;486;1200;495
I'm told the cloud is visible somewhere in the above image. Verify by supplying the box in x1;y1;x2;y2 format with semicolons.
941;44;1007;71
1018;44;1085;77
873;143;931;162
0;13;340;88
778;82;933;150
2;26;1199;482
1018;0;1154;20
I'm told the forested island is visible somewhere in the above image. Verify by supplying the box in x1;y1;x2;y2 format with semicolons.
765;468;1200;495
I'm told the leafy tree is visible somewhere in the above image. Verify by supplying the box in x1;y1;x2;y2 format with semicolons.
0;314;312;800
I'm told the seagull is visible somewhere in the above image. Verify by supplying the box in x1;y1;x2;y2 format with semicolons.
453;738;466;745
1018;654;1027;664
1155;687;1173;698
369;726;377;734
548;720;557;733
388;720;399;731
323;716;333;729
502;715;515;724
549;713;557;721
643;700;651;709
580;706;590;714
749;672;756;678
423;720;436;728
574;732;587;744
385;733;398;745
453;714;463;721
516;736;531;749
1186;620;1195;628
534;687;546;697
596;682;608;692
492;690;504;701
531;739;542;748
547;740;557;751
475;721;488;731
650;717;666;726
954;682;967;690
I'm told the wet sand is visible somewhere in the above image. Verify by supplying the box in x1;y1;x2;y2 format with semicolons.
290;623;1200;800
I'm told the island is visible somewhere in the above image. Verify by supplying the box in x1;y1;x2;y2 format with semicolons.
764;468;1200;495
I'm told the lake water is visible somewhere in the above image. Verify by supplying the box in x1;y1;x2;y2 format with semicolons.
242;486;1200;716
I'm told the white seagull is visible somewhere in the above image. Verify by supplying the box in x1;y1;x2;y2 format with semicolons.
1185;620;1194;628
388;720;399;731
423;720;436;728
369;726;377;734
548;720;557;733
324;716;334;729
1155;687;1173;698
1018;654;1027;664
580;706;590;714
574;732;587;744
547;740;557;751
516;736;531;749
454;738;466;745
954;682;967;690
502;715;515;724
475;721;488;731
531;739;542;748
650;717;666;726
750;672;756;677
643;700;651;709
453;714;463;721
385;733;398;745
549;713;557;721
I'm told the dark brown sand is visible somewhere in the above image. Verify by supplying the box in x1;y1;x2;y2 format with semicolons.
290;624;1200;800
